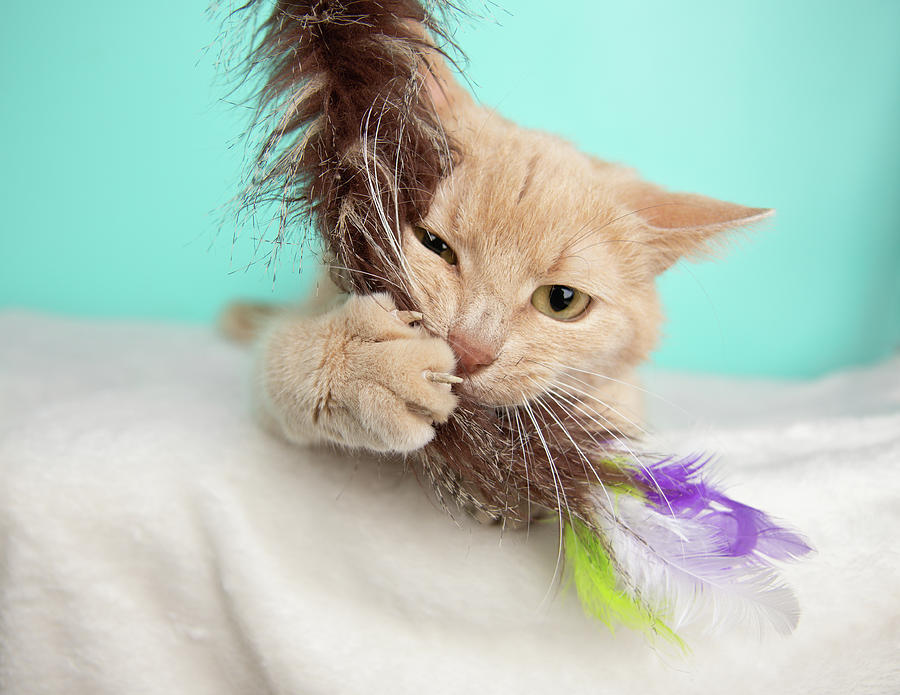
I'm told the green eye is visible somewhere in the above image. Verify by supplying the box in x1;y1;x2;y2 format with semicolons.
531;285;591;321
413;226;457;265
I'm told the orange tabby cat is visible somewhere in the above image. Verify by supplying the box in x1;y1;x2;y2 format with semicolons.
224;0;769;518
230;102;767;451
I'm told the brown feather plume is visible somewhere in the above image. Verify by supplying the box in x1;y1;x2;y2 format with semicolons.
236;0;458;295
236;0;641;527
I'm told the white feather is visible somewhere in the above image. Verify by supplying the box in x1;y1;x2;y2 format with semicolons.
595;493;802;635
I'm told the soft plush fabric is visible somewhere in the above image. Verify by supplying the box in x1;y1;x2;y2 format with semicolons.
1;312;898;694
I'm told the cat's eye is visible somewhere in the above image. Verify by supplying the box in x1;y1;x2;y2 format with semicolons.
413;226;457;265
531;285;591;321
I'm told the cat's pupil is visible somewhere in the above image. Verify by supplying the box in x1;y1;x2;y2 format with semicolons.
530;284;590;321
548;285;575;312
413;226;457;265
421;229;448;254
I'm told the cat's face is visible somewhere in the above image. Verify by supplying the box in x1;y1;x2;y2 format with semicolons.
401;108;770;411
402;117;653;408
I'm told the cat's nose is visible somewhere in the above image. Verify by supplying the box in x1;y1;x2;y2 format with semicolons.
447;330;497;376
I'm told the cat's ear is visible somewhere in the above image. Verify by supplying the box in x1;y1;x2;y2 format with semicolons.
406;21;474;119
621;180;773;275
421;53;473;117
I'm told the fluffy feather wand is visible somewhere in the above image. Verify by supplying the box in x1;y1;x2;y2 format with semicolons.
564;454;811;643
228;0;812;644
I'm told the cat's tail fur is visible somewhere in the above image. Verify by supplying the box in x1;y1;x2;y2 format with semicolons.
219;301;284;344
234;0;460;297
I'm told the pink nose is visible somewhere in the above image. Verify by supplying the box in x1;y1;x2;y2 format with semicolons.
448;330;497;376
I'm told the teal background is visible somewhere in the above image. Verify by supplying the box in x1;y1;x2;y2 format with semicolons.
2;1;898;377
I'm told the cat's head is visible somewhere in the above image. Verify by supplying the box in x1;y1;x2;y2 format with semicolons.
400;87;770;411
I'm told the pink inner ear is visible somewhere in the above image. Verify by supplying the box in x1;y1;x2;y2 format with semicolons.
403;19;472;117
422;63;453;113
419;53;473;118
624;182;773;231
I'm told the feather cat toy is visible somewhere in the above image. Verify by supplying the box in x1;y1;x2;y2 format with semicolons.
227;0;812;644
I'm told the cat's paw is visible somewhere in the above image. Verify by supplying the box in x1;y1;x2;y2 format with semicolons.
332;293;459;452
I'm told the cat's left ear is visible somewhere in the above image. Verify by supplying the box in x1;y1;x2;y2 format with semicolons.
420;52;474;118
403;19;474;120
622;180;773;275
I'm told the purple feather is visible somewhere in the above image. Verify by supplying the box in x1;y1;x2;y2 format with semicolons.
633;455;812;563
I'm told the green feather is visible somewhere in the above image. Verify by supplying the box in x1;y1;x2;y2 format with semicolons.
564;518;683;647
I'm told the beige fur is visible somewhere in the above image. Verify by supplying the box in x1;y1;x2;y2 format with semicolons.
256;292;457;452
235;69;770;455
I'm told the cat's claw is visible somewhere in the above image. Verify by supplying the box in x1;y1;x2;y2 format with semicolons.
424;370;463;385
393;309;424;325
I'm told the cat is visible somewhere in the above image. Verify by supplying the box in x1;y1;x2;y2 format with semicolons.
224;0;771;522
218;3;817;642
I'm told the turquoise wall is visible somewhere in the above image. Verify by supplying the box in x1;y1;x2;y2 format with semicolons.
2;1;898;377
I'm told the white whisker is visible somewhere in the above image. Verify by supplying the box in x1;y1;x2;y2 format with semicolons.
510;406;533;527
546;382;677;522
529;359;692;418
520;395;569;611
326;263;404;291
361;105;414;297
526;379;617;516
550;372;649;437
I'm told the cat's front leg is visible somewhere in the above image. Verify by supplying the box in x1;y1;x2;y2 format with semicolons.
257;293;459;453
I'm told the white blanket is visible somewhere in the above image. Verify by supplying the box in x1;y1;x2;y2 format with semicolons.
1;312;898;694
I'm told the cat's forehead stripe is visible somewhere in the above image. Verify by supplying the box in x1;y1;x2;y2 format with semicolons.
515;154;539;206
